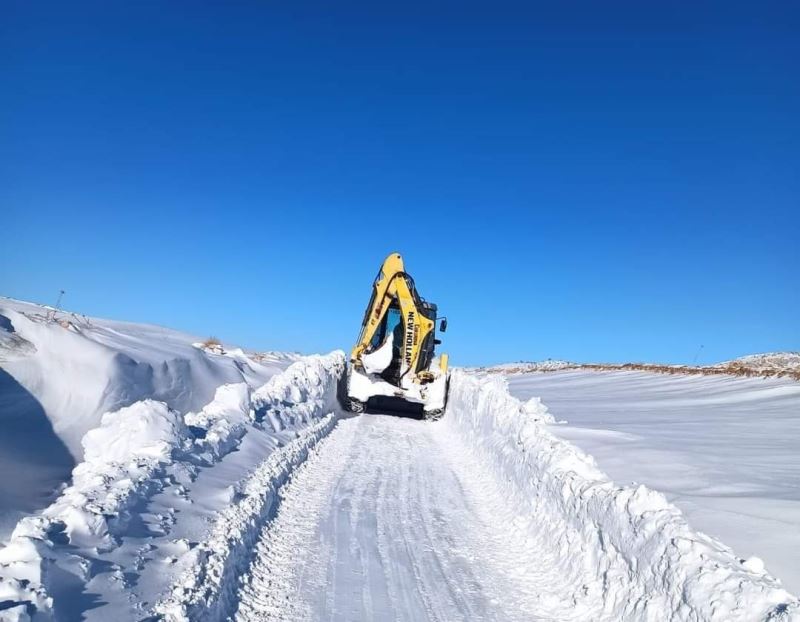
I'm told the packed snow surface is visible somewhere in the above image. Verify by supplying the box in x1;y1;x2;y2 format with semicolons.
232;414;568;621
506;369;800;596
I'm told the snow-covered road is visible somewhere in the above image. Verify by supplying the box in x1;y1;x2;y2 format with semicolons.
152;368;797;622
234;413;569;622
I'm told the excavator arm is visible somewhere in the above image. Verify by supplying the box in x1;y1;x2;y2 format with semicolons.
351;253;436;383
345;252;449;417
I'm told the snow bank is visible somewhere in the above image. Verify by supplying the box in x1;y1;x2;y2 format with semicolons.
506;369;800;595
444;370;799;621
155;353;344;621
0;298;292;460
83;400;186;465
155;415;338;622
0;400;188;620
0;352;344;622
185;383;251;462
49;400;187;550
0;297;296;540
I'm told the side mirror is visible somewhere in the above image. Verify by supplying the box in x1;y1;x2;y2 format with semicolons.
439;318;447;333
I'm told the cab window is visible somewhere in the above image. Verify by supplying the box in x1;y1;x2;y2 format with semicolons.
370;307;402;350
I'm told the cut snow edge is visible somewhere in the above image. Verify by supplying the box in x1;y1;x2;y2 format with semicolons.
444;369;799;621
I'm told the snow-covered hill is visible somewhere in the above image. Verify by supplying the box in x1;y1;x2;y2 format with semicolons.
480;352;800;380
717;352;800;375
475;359;575;373
0;297;295;538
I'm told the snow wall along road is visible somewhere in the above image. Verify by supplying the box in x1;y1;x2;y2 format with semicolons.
0;353;344;621
443;370;798;621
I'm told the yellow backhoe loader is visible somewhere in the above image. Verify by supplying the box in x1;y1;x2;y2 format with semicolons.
343;252;449;419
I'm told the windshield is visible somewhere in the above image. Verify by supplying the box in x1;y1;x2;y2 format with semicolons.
370;306;402;351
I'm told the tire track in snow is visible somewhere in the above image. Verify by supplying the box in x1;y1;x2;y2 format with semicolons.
233;414;579;621
233;415;359;621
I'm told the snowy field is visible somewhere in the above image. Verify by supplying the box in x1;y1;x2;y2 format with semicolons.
1;297;798;621
506;370;800;596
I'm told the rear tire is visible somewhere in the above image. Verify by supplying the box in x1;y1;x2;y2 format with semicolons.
424;408;444;421
424;375;449;421
346;397;367;414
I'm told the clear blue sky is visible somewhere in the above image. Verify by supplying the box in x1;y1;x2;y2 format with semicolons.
2;2;798;366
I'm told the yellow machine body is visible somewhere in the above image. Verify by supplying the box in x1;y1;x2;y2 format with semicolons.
345;253;449;418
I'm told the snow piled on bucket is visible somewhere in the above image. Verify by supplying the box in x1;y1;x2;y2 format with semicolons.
443;369;799;621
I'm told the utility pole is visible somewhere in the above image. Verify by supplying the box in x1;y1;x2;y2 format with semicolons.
48;290;66;322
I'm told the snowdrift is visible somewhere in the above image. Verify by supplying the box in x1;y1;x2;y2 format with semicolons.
444;369;799;621
0;298;294;460
155;353;344;620
0;297;294;538
0;351;344;622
